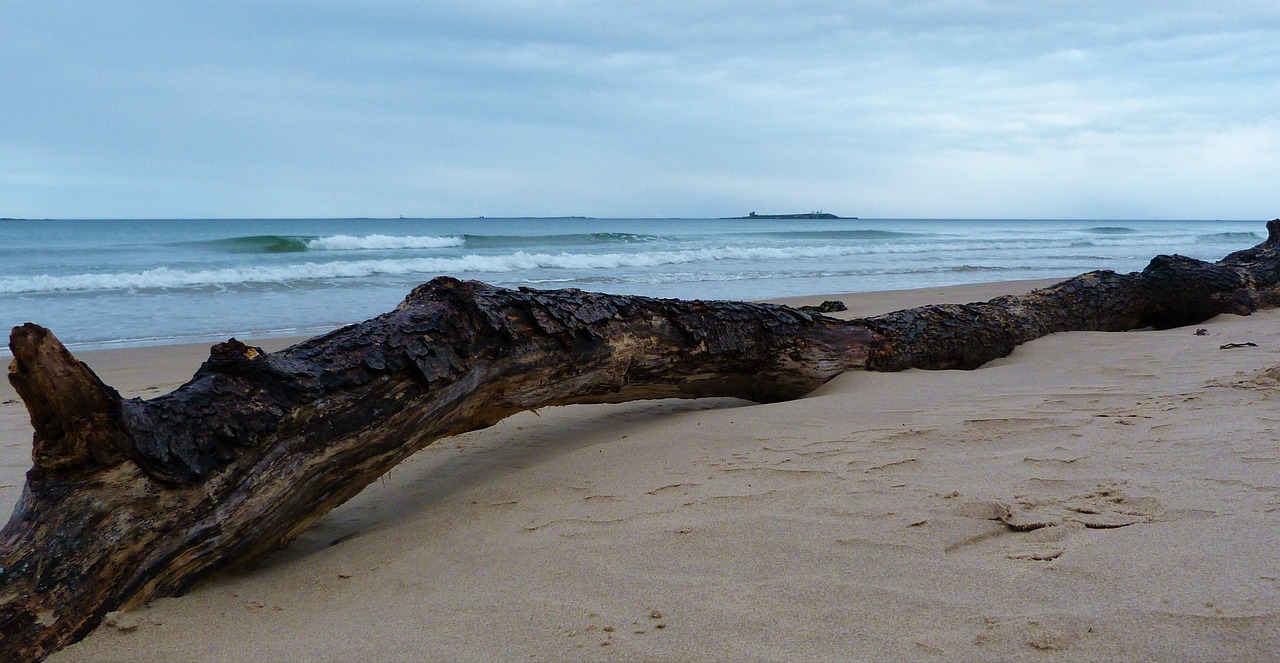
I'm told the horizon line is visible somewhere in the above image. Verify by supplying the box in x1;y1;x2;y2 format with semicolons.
1;215;1260;222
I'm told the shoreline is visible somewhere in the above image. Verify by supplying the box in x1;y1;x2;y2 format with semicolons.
4;276;1276;661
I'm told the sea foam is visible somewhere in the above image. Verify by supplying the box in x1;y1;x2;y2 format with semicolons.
306;234;464;250
0;231;1260;295
0;244;974;294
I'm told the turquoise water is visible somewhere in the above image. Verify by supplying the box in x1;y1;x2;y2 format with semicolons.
0;217;1267;352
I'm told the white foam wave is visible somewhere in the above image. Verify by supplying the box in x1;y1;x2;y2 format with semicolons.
0;238;1213;295
1;248;817;293
305;234;464;250
1071;236;1197;248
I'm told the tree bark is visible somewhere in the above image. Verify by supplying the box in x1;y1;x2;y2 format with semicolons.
4;220;1280;661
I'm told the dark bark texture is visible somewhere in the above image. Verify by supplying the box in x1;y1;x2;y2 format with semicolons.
4;220;1280;661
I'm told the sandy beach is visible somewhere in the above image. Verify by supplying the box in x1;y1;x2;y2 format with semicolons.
4;278;1278;661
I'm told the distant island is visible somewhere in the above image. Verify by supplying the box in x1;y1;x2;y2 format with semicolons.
729;211;849;220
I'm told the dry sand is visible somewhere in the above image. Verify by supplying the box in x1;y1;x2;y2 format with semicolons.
3;279;1278;661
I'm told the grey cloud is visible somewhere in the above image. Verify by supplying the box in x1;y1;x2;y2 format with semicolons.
2;1;1279;217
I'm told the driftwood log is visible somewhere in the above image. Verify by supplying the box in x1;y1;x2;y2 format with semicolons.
4;221;1280;661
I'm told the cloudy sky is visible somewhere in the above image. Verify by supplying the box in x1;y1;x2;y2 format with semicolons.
4;2;1280;219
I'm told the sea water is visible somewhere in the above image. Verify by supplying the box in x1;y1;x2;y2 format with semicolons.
0;217;1267;353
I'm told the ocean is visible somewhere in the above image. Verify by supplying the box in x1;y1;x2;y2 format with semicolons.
0;217;1268;354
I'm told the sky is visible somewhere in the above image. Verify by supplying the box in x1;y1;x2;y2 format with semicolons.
3;1;1280;220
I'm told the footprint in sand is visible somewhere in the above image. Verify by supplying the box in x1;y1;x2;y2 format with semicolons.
999;486;1161;532
946;483;1161;562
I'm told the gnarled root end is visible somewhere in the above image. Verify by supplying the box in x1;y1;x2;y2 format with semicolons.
8;324;129;472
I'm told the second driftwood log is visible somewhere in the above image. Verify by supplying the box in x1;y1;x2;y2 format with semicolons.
4;220;1280;661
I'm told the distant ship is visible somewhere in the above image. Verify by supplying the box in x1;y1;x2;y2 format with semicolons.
729;211;849;220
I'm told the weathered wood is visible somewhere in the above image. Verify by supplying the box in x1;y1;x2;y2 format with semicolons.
3;220;1280;661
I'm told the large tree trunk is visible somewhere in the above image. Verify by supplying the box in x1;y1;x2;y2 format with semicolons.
4;221;1280;661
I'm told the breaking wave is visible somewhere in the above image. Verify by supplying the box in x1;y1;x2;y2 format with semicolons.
1197;231;1263;243
745;229;930;240
0;242;1026;294
1083;226;1137;234
462;232;662;248
305;234;464;250
5;229;1261;296
190;232;659;253
190;234;465;253
192;235;313;253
